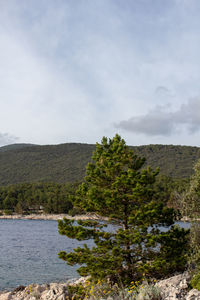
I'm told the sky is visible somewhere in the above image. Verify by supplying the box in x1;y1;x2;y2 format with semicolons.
1;0;200;147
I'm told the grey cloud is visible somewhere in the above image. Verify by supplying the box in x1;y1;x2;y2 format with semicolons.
115;98;200;136
176;98;200;133
0;133;19;146
155;86;170;94
154;86;175;99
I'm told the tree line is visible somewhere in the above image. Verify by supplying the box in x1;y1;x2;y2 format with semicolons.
0;182;79;214
0;175;188;215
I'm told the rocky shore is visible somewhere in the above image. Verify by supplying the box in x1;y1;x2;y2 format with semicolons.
0;277;88;300
0;273;200;300
0;213;198;222
0;213;108;221
156;272;200;300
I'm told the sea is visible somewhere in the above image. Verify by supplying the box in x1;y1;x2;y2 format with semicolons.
0;219;190;291
0;219;92;291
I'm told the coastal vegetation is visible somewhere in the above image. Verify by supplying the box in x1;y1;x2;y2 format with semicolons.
58;135;189;289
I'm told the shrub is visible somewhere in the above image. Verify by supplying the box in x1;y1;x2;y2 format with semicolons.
4;209;13;215
66;279;162;300
190;271;200;291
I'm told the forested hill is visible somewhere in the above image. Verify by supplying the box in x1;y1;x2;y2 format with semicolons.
0;143;37;152
0;143;199;186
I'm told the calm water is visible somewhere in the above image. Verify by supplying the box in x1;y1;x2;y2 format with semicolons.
0;219;93;291
0;219;190;291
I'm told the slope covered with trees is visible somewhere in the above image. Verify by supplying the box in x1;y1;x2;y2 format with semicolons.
0;143;95;185
0;142;199;186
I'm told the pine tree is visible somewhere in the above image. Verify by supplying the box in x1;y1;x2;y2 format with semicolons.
58;134;189;285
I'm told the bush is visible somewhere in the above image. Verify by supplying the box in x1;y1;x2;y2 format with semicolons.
66;279;162;300
190;271;200;291
4;209;13;215
68;207;86;217
181;159;200;272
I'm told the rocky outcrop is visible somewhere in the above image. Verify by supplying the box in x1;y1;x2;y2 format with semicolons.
0;277;89;300
0;283;67;300
157;272;200;300
0;273;200;300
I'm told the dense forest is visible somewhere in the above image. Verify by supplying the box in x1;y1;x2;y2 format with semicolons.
0;175;188;215
0;143;199;186
0;182;80;215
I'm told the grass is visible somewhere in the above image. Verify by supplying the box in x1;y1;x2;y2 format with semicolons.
66;278;162;300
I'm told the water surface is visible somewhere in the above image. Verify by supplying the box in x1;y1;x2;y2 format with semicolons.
0;219;87;290
0;219;190;291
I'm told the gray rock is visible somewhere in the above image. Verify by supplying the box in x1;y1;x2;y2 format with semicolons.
0;282;69;300
186;289;200;300
157;272;198;300
40;283;68;300
0;273;200;300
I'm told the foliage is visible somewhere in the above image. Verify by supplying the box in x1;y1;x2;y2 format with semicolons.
4;209;13;215
190;270;200;291
58;134;189;286
132;144;200;179
0;143;95;185
67;279;162;300
182;159;200;218
188;223;200;270
152;175;189;212
68;206;86;217
181;159;200;272
0;142;199;186
84;279;162;300
66;284;87;300
0;182;78;214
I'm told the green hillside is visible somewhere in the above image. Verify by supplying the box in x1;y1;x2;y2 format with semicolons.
0;142;199;186
0;143;37;152
132;144;200;178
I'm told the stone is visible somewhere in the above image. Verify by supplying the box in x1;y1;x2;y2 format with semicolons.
157;272;191;300
186;289;200;300
0;273;200;300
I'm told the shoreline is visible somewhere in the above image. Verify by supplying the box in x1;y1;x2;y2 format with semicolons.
0;213;108;221
0;276;83;293
0;213;199;222
0;277;86;300
1;273;200;300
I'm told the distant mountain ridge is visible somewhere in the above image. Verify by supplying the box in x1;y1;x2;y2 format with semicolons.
0;142;199;186
0;143;37;152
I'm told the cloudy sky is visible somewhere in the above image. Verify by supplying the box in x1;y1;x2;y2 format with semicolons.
1;0;200;147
